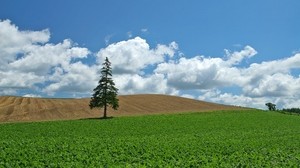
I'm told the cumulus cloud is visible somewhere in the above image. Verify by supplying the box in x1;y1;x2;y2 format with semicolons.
0;19;92;96
1;19;300;109
156;56;222;89
0;19;50;69
198;88;300;110
198;89;266;109
9;39;89;75
114;74;178;95
155;46;300;109
155;45;257;90
244;53;300;76
0;20;180;97
0;70;44;89
43;62;98;95
243;73;300;97
238;54;300;101
225;45;257;65
94;37;180;96
97;37;178;74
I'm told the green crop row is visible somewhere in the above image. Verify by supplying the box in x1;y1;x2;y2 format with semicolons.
1;110;300;167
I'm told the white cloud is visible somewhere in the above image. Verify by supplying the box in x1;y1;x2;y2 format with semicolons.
155;53;247;90
0;19;91;96
0;88;17;96
97;37;178;74
243;73;300;97
0;19;50;69
155;46;300;100
0;70;44;89
9;39;89;75
23;94;41;98
180;94;195;99
0;20;49;47
155;46;300;109
198;89;275;109
43;62;97;95
244;53;300;77
198;88;300;110
95;37;180;96
278;98;300;109
114;74;178;95
240;54;300;100
225;45;257;65
1;20;300;109
156;56;222;89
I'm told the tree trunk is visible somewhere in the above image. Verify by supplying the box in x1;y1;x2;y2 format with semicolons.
103;69;108;118
103;103;107;118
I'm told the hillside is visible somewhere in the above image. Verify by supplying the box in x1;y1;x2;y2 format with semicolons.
0;94;244;122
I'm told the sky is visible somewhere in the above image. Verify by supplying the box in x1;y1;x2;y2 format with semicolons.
1;0;300;109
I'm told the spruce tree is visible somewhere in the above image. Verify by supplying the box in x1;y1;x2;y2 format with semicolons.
90;57;119;118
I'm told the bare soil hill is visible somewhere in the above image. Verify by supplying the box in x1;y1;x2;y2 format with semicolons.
0;94;244;122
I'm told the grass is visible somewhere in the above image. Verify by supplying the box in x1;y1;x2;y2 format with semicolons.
1;110;300;167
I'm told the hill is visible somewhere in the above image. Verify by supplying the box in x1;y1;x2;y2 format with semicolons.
0;94;244;122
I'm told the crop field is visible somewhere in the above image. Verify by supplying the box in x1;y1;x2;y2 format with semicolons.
1;110;300;167
0;95;242;122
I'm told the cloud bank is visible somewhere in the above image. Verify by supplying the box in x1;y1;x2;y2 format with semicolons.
1;19;300;109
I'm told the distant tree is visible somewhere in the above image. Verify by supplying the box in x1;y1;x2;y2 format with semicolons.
89;57;119;118
265;102;276;111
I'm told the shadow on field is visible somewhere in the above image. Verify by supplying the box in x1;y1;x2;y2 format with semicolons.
80;116;114;121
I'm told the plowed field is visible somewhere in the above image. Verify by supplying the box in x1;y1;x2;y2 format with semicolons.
0;94;243;122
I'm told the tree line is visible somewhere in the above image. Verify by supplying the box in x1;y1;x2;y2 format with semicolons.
282;108;300;114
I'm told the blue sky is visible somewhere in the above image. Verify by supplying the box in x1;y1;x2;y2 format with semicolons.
1;0;300;109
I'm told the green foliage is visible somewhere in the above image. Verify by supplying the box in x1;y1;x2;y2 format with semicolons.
90;57;119;118
265;102;276;111
1;110;300;167
282;108;300;114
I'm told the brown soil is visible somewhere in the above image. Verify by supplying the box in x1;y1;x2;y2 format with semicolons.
0;94;245;123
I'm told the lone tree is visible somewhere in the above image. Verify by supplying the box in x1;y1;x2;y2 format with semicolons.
90;57;119;118
265;102;276;111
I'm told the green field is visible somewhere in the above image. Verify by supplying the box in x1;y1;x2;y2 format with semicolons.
1;110;300;167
